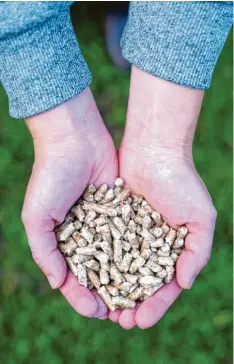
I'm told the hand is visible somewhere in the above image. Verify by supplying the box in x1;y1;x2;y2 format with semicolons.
109;67;217;329
22;88;118;319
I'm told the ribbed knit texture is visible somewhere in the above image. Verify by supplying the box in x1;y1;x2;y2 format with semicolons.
0;2;91;119
121;2;233;89
0;2;233;119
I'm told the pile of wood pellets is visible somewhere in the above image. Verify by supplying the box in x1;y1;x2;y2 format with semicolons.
55;178;188;311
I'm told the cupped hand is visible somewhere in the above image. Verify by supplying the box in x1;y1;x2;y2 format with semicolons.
22;88;118;319
109;66;217;329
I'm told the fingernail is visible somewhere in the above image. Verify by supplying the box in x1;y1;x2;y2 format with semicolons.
47;275;57;289
188;275;196;289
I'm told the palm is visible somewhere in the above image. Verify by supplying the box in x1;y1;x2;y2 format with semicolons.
110;144;216;328
23;122;118;319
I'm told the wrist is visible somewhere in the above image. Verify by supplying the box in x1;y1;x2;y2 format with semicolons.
123;66;204;156
25;88;107;146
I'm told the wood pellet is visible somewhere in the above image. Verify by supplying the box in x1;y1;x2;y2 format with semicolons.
55;178;188;311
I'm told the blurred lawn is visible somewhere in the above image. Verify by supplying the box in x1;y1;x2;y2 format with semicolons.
0;4;233;364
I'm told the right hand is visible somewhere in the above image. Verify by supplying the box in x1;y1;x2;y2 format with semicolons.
22;88;118;319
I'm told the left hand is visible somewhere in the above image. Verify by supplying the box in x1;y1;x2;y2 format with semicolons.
109;66;217;329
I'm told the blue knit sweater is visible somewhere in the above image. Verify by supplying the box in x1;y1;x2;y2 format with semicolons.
0;1;232;119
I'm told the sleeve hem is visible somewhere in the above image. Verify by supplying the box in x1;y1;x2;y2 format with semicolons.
0;10;92;119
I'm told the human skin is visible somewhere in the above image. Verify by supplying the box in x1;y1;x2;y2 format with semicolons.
22;88;118;319
109;66;217;329
22;67;216;328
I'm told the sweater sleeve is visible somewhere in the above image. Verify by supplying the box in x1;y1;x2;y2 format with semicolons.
0;2;92;119
121;2;233;89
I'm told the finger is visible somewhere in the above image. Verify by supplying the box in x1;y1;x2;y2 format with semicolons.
22;214;67;289
91;290;109;319
176;229;214;289
60;272;100;317
109;309;122;323
135;279;181;329
118;303;141;329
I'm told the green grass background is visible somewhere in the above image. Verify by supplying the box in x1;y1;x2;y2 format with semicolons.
0;4;232;364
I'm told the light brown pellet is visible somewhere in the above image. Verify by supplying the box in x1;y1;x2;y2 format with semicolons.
151;227;163;238
123;273;139;285
115;282;132;292
122;240;131;252
150;237;164;248
112;296;136;309
84;259;100;271
113;240;122;262
170;252;179;262
59;238;77;256
146;260;162;273
139;276;162;287
158;256;174;266
100;188;115;204
88;270;101;289
77;264;88;287
142;283;164;299
80;227;94;244
99;260;110;271
72;205;85;222
157;269;167;279
93;215;108;226
57;177;188;310
165;228;177;246
83;184;96;202
177;226;188;239
139;267;154;276
65;257;78;276
142;215;152;230
164;266;175;283
161;222;170;236
94;184;108;202
96;224;112;243
75;246;97;256
85;210;97;225
108;219;122;240
140;229;155;245
122;204;132;225
128;287;143;301
114;177;124;187
112;216;126;235
83;201;117;218
106;285;119;297
110;263;124;284
151;211;164;226
98;286;116;311
128;220;137;233
72;254;91;264
127;232;139;249
99;268;110;285
95;251;110;264
72;232;87;247
73;220;82;230
65;212;75;223
129;256;145;274
56;222;76;241
120;253;133;273
172;238;185;249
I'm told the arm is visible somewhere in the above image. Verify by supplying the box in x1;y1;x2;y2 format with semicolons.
121;1;233;89
0;2;91;118
112;2;232;329
0;2;118;318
